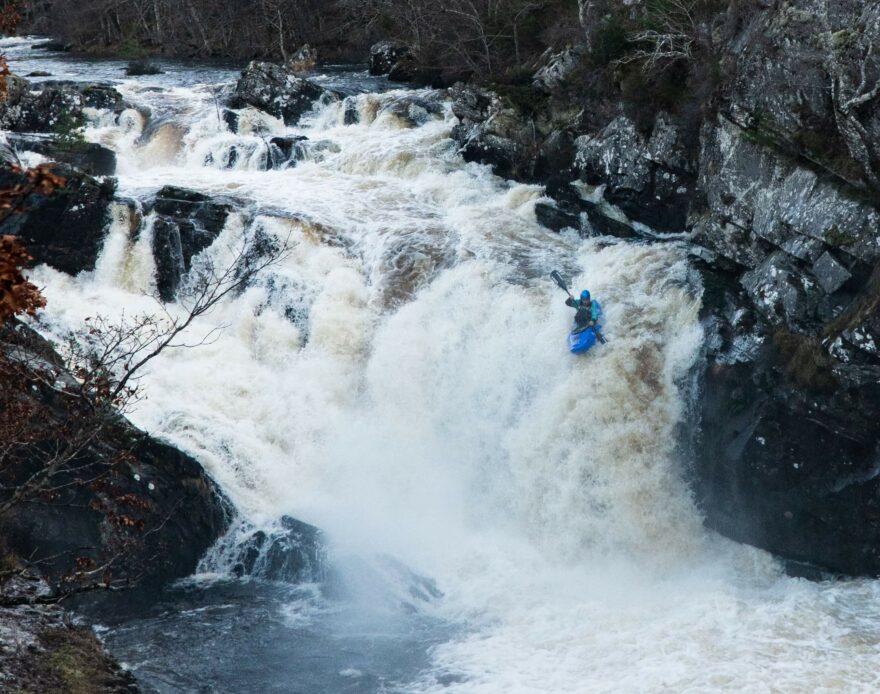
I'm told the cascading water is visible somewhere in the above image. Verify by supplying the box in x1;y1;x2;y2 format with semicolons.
8;36;880;693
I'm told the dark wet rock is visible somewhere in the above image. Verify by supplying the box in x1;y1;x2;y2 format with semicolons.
0;78;126;133
740;251;823;329
0;162;115;275
6;132;116;176
222;517;326;583
574;115;696;232
535;201;580;232
221;108;239;133
449;84;537;180
125;60;164;76
145;186;239;302
380;94;444;127
369;41;411;76
0;322;231;589
268;135;309;168
229;61;336;126
343;99;360;125
266;136;340;170
694;335;880;577
534;129;576;182
538;178;637;239
0;138;20;166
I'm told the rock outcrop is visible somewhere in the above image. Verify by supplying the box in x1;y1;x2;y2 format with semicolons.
229;61;335;126
6;132;117;176
0;78;126;133
574;114;697;233
0;322;231;588
0;162;116;275
203;516;326;583
144;186;239;302
449;84;538;181
369;41;410;76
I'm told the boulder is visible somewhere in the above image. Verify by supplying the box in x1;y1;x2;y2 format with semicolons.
0;79;127;133
537;178;637;239
369;41;411;76
266;136;339;169
535;201;580;232
0;162;115;275
387;54;442;86
6;133;116;176
144;186;238;302
229;61;335;126
205;516;325;583
268;135;309;168
379;94;444;127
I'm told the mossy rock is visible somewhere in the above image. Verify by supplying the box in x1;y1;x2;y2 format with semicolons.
823;224;858;248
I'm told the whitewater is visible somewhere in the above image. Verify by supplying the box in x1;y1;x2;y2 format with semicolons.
7;37;880;693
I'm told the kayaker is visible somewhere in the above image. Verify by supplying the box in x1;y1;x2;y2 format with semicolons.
566;290;599;330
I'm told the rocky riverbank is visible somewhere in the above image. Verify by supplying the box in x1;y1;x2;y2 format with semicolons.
0;570;138;693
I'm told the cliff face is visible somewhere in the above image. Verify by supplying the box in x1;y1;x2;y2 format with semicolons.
453;0;880;575
690;0;880;576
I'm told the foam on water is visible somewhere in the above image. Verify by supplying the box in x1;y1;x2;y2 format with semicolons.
21;70;880;692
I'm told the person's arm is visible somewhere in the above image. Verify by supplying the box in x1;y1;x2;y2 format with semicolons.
565;297;576;308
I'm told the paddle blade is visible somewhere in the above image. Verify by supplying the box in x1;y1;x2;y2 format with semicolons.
550;270;569;294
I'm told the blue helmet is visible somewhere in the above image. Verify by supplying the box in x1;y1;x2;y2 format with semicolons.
580;290;591;301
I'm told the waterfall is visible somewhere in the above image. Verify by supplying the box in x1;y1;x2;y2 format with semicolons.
21;66;880;692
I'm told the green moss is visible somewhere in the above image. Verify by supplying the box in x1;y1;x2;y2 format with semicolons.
52;110;87;150
822;224;858;248
489;82;548;117
793;128;865;183
32;628;134;694
773;331;836;391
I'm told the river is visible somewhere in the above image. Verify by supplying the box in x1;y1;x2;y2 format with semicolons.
5;35;880;693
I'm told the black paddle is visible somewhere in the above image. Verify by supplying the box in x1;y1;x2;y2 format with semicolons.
550;270;608;345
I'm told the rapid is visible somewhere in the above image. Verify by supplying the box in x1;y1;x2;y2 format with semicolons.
6;37;880;693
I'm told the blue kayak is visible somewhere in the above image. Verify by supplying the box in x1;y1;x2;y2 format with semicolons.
568;301;603;354
569;326;599;354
